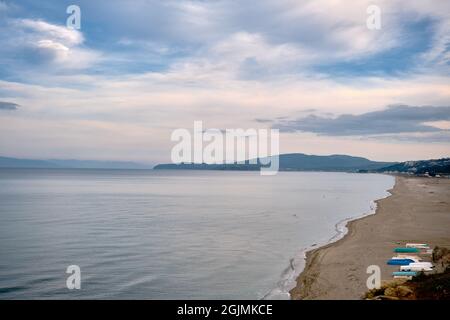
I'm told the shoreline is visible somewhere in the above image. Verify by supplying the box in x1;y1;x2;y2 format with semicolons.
290;175;450;300
265;173;394;300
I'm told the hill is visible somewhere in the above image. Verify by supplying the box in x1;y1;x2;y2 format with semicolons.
376;158;450;176
154;153;395;172
0;156;153;169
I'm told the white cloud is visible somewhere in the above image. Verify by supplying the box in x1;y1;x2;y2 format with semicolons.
18;19;84;46
1;18;100;70
423;121;450;130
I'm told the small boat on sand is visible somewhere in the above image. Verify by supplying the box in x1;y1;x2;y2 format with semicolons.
391;256;421;262
394;247;419;253
406;243;429;249
393;275;413;280
407;261;433;266
387;259;415;265
393;271;418;277
400;265;433;272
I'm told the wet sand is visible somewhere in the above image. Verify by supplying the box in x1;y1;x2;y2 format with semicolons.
290;175;450;300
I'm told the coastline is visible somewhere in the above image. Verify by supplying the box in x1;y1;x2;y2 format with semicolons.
265;173;393;300
290;175;450;300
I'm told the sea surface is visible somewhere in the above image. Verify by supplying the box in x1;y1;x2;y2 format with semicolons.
0;169;394;299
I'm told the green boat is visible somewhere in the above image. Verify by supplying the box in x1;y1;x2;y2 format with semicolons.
394;247;419;253
393;271;418;277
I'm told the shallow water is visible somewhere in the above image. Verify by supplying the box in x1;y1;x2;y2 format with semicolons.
0;169;394;299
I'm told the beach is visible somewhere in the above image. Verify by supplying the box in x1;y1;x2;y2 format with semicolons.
290;175;450;300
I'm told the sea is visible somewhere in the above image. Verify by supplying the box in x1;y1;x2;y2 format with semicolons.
0;169;394;299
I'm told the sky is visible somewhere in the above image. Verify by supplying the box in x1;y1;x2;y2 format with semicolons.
0;0;449;163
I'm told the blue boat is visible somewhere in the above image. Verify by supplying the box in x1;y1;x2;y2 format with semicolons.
394;247;419;253
387;259;414;265
393;271;418;277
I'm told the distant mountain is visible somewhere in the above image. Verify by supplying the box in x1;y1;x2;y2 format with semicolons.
154;153;395;172
0;157;56;168
0;156;153;169
376;158;450;176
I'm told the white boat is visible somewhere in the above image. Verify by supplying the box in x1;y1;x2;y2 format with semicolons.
391;256;421;262
392;255;421;259
400;265;433;272
408;262;433;266
401;262;433;268
406;243;429;249
393;275;413;280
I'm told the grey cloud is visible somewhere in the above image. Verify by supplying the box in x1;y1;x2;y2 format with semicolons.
364;131;450;143
203;129;257;137
0;101;19;110
274;105;450;137
254;118;273;123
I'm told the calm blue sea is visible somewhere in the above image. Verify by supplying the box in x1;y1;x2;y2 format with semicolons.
0;169;394;299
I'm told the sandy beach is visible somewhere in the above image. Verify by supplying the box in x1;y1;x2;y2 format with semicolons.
290;175;450;300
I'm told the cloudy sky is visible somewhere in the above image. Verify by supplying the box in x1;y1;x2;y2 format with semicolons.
0;0;449;163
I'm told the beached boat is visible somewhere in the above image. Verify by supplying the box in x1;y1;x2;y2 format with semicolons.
395;254;421;259
387;259;415;265
394;247;419;253
406;243;429;249
400;265;433;272
393;275;413;280
391;256;421;262
393;271;418;277
408;262;433;266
